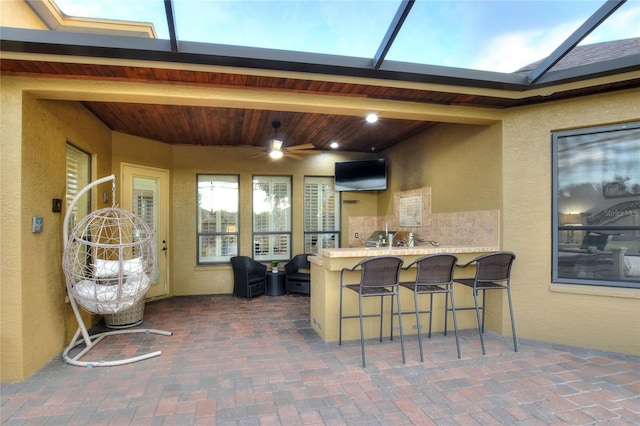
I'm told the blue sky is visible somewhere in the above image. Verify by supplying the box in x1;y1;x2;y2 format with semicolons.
55;0;640;73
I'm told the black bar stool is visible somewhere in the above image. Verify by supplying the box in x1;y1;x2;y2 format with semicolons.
339;255;405;367
447;251;517;354
398;254;460;361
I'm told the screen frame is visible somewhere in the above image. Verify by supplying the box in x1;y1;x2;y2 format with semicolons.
334;158;387;192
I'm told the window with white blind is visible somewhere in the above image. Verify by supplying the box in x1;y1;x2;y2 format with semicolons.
133;180;156;227
304;176;340;254
132;177;158;259
65;143;91;229
197;175;239;263
253;176;291;261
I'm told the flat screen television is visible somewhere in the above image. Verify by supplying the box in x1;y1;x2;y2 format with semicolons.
334;159;387;191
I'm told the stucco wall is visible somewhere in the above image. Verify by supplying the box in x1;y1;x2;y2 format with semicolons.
112;132;173;173
384;122;502;214
1;85;113;381
0;0;48;29
1;78;26;382
501;89;640;355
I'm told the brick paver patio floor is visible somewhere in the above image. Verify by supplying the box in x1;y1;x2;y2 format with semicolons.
2;294;639;425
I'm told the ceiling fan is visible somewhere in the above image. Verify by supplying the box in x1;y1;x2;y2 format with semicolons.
248;120;321;160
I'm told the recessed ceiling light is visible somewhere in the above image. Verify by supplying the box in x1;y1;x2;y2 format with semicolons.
330;141;339;149
365;113;378;123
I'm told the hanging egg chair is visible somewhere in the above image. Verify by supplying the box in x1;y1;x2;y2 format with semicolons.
61;175;171;367
64;207;153;315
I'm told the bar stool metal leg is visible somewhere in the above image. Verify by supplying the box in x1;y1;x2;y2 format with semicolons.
396;286;406;364
413;289;425;362
473;288;486;355
358;291;366;367
339;270;345;345
378;296;384;342
444;291;450;336
427;294;434;338
507;287;518;352
448;284;461;359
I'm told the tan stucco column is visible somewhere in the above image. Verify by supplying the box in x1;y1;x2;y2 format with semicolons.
1;80;26;382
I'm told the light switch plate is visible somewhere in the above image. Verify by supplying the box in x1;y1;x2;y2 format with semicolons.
52;198;62;212
32;216;43;233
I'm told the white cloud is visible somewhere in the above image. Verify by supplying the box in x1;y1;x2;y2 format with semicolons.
471;22;577;73
582;3;640;44
473;1;640;73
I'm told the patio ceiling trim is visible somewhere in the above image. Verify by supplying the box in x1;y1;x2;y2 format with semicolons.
14;74;503;125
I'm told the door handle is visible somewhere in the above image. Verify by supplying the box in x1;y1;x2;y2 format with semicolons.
162;240;167;252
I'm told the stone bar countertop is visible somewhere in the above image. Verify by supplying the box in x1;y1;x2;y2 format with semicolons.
318;244;500;259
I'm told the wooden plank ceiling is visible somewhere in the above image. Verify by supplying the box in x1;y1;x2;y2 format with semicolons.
2;58;638;152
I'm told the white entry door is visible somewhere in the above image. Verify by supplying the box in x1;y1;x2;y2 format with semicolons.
121;164;170;299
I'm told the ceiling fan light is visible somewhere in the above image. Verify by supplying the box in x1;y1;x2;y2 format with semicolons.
272;139;283;150
269;149;283;159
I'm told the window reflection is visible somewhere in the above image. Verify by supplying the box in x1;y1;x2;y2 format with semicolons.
554;122;640;287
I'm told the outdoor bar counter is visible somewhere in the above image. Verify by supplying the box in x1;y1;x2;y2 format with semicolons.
309;245;499;343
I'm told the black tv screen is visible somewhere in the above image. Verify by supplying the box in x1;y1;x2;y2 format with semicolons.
334;159;387;191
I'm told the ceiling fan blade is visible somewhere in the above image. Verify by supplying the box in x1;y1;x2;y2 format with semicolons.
286;143;316;151
286;149;321;155
284;152;304;160
237;144;265;149
246;152;267;160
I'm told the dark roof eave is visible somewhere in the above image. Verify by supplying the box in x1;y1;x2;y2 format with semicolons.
526;54;640;88
2;26;636;92
0;26;529;91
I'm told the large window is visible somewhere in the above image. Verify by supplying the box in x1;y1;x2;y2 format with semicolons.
197;175;239;263
253;176;291;262
304;176;340;254
552;122;640;288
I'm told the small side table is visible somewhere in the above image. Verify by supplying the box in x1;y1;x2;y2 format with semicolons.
265;271;286;296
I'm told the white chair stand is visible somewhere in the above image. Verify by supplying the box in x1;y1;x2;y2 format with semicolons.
62;174;171;367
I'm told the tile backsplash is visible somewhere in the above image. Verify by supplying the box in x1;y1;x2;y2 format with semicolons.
348;187;499;247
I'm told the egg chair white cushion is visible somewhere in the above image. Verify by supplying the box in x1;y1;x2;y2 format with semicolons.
94;257;144;278
74;273;151;315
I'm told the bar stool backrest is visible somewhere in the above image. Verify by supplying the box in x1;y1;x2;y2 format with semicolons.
475;252;516;283
413;254;458;285
358;256;404;288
